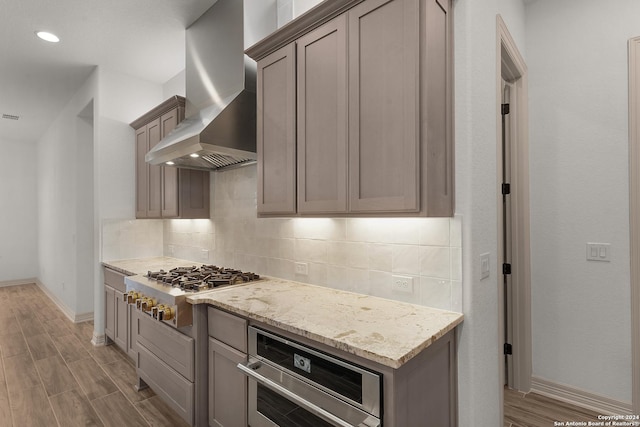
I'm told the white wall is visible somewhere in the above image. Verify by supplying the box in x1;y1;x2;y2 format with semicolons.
454;0;526;425
37;70;98;315
36;67;163;323
0;138;38;282
163;70;186;100
526;0;636;403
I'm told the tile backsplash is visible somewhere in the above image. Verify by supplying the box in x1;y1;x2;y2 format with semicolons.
102;219;163;261
102;165;462;311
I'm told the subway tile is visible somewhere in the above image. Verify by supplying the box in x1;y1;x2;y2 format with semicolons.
346;242;369;269
326;265;350;291
450;214;463;248
451;247;462;281
419;277;452;310
292;218;346;241
419;246;451;279
347;268;370;295
294;239;328;263
368;244;393;272
419;218;450;246
451;280;463;312
392;245;421;275
390;218;422;245
327;241;350;267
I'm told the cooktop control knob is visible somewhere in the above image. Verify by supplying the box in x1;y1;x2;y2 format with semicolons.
141;297;157;312
126;291;141;305
159;306;174;321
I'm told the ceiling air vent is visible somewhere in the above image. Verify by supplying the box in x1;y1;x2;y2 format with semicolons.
2;114;20;121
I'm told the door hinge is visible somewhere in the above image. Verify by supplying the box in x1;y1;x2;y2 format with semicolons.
501;103;510;115
502;183;511;195
504;343;513;355
503;263;512;275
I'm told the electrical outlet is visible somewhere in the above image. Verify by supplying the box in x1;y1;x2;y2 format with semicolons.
168;245;175;255
201;249;209;260
392;275;414;293
295;262;309;276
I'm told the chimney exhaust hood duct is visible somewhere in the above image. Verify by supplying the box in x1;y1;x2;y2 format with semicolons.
146;0;276;171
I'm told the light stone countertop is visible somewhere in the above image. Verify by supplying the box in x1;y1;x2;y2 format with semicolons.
188;278;463;369
102;256;202;276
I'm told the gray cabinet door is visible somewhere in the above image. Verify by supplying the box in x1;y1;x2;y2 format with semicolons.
146;118;162;218
421;0;454;217
208;337;247;427
135;127;148;218
297;16;348;214
127;304;137;360
160;109;180;218
257;43;297;215
114;290;127;351
348;0;421;213
104;286;115;341
177;169;210;219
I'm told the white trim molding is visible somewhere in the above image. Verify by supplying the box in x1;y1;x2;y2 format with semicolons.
91;332;108;347
0;278;38;287
629;35;640;417
531;377;632;416
497;14;532;394
35;280;94;324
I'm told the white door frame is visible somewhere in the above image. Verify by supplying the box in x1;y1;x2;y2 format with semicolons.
628;35;640;415
496;15;532;393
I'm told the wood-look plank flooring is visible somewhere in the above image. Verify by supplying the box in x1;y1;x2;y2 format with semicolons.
505;387;602;427
0;283;188;427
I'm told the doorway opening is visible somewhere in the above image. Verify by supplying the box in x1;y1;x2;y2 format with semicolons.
496;15;532;394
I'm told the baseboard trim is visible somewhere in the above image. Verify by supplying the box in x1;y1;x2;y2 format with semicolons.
531;377;632;415
35;280;94;324
91;333;107;347
0;278;38;287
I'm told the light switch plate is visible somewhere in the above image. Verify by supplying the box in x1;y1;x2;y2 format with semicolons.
480;253;490;280
586;243;611;262
201;249;209;260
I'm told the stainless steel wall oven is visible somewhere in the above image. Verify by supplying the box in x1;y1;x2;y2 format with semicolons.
238;327;382;427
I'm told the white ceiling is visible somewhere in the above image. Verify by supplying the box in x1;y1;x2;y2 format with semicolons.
0;0;216;143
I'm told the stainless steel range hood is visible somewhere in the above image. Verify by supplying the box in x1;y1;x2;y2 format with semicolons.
146;0;276;171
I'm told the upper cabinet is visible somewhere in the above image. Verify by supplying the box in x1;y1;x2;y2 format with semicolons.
131;96;210;219
248;0;453;217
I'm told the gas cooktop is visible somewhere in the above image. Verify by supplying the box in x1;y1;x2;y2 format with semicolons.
146;265;260;293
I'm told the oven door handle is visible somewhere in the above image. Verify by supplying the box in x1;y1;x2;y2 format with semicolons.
237;360;377;427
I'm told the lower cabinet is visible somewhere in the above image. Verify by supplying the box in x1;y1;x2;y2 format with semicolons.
134;310;196;425
113;289;127;350
208;338;247;427
104;267;129;354
104;286;115;340
208;307;247;427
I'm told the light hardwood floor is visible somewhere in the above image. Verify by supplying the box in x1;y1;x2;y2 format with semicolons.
0;283;188;427
504;387;602;427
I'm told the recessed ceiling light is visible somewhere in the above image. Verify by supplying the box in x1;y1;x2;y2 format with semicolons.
35;31;60;43
190;153;200;158
166;161;175;165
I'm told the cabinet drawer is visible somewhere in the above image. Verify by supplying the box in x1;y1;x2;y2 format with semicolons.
135;312;194;381
103;268;126;292
208;307;247;352
137;344;194;426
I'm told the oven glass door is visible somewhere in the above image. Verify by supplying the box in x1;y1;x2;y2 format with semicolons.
249;327;381;417
253;382;335;427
